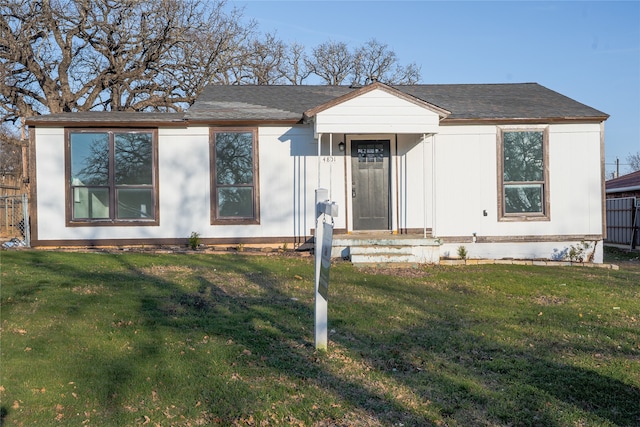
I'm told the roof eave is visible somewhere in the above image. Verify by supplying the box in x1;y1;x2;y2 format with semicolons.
25;117;303;127
187;118;303;126
25;118;189;127
441;115;609;125
606;185;640;193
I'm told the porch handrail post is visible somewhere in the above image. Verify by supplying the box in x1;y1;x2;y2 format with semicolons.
317;133;322;189
423;134;427;239
329;133;333;200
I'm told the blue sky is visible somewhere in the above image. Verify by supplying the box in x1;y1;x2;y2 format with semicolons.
232;0;640;177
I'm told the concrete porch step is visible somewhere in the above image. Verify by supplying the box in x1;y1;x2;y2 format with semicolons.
331;234;441;265
349;245;416;255
350;251;421;265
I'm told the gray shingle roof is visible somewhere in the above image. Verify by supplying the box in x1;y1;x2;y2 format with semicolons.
397;83;608;120
26;83;608;126
186;82;607;123
186;85;351;121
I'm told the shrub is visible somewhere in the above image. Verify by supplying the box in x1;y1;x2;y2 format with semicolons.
457;245;468;260
189;231;201;250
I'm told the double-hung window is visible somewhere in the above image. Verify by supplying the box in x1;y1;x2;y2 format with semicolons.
498;127;550;220
66;129;158;225
210;128;260;224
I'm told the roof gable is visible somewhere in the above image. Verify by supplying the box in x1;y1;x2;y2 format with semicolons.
306;84;447;135
303;82;450;120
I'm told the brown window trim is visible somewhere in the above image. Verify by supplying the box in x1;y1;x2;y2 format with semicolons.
497;126;550;222
65;128;159;227
209;127;260;225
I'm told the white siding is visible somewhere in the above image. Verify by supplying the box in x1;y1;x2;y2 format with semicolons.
33;117;605;263
34;127;67;239
432;123;604;262
158;126;211;238
396;134;433;231
34;125;323;242
314;89;441;135
432;123;604;239
432;125;498;238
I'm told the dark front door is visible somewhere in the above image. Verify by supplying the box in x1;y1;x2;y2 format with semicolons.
351;140;390;230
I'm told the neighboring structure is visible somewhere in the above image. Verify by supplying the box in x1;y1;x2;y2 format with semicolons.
606;170;640;199
605;170;640;248
26;82;608;262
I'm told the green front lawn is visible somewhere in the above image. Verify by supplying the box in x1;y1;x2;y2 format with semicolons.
1;250;638;426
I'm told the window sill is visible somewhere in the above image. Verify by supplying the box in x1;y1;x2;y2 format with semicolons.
67;219;160;227
498;214;550;222
211;218;260;226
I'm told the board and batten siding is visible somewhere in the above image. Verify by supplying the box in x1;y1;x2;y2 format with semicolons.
313;89;441;135
433;123;604;262
33;127;67;240
33;125;324;243
433;123;603;238
395;133;434;231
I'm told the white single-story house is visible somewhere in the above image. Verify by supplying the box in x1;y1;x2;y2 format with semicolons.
26;82;608;263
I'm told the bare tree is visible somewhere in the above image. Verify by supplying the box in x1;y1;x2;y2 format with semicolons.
0;126;21;178
386;62;422;85
626;152;640;172
280;42;312;85
353;39;421;85
305;39;421;86
352;39;396;85
1;0;424;126
236;33;287;85
306;41;354;85
0;0;253;122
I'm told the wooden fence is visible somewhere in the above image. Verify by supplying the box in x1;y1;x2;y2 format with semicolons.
605;197;639;248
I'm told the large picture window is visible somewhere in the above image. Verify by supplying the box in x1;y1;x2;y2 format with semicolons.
210;128;260;224
66;129;158;225
498;127;549;220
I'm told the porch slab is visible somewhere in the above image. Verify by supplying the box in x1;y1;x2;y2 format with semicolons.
331;233;442;265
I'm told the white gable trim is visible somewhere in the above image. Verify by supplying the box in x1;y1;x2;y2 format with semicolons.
304;83;449;137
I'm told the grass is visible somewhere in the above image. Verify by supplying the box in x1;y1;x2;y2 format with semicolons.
0;248;638;426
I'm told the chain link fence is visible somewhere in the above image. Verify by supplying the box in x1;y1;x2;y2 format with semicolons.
1;194;30;248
